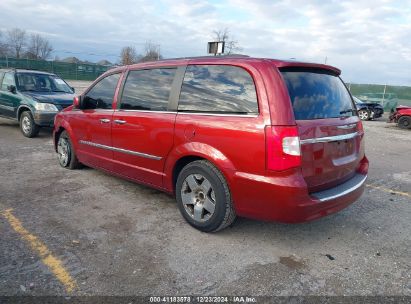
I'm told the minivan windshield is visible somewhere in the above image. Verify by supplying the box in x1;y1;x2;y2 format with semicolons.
281;70;355;120
16;73;73;93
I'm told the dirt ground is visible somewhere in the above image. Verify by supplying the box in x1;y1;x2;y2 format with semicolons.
0;116;410;297
67;80;93;95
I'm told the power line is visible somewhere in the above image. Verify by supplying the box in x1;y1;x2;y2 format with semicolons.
52;49;120;58
1;42;119;58
2;40;165;61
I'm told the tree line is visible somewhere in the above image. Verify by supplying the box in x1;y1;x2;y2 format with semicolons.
0;27;242;65
119;28;242;65
0;28;53;60
120;42;163;65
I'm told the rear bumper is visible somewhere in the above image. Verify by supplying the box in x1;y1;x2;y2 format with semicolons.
311;174;367;202
33;111;56;127
229;169;367;223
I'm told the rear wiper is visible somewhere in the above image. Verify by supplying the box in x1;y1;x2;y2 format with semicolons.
340;109;354;115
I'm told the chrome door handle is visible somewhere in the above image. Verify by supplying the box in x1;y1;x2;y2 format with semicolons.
114;119;127;125
100;118;110;123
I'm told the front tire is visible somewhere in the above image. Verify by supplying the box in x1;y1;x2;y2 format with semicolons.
358;109;370;121
398;116;411;129
176;160;236;232
57;131;81;169
20;111;40;138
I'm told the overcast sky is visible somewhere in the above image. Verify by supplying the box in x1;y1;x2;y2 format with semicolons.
1;0;410;85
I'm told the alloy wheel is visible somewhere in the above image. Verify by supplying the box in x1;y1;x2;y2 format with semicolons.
181;174;216;222
21;116;31;134
358;110;369;120
57;137;70;167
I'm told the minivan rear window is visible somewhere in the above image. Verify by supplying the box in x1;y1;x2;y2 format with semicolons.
281;70;355;120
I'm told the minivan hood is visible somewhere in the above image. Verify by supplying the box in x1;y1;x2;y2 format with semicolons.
22;91;75;106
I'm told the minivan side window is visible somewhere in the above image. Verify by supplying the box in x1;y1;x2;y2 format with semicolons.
83;73;121;110
1;73;15;91
120;68;176;111
178;65;258;114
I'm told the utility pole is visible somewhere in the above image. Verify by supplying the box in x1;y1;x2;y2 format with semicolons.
324;56;328;64
382;84;387;107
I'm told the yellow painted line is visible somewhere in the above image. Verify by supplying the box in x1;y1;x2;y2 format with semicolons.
366;184;411;198
1;208;76;292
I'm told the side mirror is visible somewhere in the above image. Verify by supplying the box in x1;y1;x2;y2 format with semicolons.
71;87;75;93
73;96;82;109
7;85;16;94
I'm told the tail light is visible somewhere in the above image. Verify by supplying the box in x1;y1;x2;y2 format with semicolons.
357;120;364;139
265;126;301;171
357;120;364;133
357;156;369;175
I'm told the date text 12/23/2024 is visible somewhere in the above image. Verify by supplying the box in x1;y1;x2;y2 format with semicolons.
149;296;257;303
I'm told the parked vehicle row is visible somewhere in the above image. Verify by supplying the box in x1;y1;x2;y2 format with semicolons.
0;69;75;137
51;56;369;232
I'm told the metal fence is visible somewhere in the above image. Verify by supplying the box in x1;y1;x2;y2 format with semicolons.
0;57;113;81
347;83;411;111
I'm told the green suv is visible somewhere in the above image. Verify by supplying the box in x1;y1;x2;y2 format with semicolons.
0;69;75;137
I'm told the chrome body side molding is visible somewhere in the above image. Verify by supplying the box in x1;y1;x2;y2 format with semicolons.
79;140;162;160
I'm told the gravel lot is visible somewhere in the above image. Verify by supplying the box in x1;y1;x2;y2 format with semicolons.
0;116;410;297
67;80;93;95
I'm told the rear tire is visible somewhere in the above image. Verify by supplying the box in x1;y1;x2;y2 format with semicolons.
398;116;411;129
358;109;370;121
176;160;236;232
20;111;40;138
57;131;82;169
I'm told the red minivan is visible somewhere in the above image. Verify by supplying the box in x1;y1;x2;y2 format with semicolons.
53;56;368;232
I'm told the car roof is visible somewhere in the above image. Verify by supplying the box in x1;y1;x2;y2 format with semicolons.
117;56;341;76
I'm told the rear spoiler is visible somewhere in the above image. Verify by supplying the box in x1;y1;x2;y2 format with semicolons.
269;60;341;76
